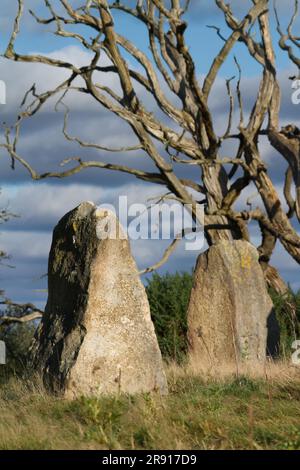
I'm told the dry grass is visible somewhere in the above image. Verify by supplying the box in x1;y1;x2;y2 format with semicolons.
173;357;300;383
0;362;300;450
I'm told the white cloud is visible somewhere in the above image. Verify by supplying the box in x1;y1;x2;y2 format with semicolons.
1;230;51;261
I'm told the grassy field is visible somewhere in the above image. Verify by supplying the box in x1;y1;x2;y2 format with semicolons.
1;362;300;450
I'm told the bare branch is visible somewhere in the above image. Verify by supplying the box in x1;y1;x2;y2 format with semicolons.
139;237;181;275
0;300;43;325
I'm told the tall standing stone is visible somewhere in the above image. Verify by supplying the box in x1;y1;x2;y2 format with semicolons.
30;202;168;398
187;240;279;366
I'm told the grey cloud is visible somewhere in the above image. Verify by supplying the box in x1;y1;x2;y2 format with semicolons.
0;181;164;232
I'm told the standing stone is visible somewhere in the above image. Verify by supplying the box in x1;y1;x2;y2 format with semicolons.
187;240;279;366
31;202;167;398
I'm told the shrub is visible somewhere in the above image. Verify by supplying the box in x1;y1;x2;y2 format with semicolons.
146;272;193;362
0;305;35;383
269;289;300;358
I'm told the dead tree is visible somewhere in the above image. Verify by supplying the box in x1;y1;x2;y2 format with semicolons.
1;0;300;298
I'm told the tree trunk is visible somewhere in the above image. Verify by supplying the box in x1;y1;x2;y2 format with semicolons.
202;165;235;244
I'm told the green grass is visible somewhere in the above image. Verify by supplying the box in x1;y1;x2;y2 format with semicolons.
0;367;300;450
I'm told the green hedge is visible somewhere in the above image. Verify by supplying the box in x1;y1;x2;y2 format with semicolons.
0;322;35;383
146;272;193;363
270;289;300;358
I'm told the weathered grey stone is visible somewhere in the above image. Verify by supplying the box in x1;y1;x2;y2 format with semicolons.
30;202;167;398
187;240;279;365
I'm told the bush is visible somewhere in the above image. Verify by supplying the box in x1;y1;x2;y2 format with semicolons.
146;272;193;363
0;305;35;383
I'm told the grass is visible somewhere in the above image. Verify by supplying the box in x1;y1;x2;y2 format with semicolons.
0;362;300;450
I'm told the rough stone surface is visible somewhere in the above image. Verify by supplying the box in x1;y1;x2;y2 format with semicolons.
30;202;167;398
187;240;279;365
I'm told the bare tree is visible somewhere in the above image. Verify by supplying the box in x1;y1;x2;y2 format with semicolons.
1;0;300;297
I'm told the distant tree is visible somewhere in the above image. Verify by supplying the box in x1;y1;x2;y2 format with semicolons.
0;303;36;382
270;288;300;358
147;271;193;362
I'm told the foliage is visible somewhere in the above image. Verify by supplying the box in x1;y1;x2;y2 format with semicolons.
146;272;193;363
0;289;36;383
269;289;300;358
0;307;35;384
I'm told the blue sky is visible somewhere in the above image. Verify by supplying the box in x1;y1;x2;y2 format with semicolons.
0;0;299;307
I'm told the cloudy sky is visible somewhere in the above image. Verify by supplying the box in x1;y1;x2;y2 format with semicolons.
0;0;299;308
